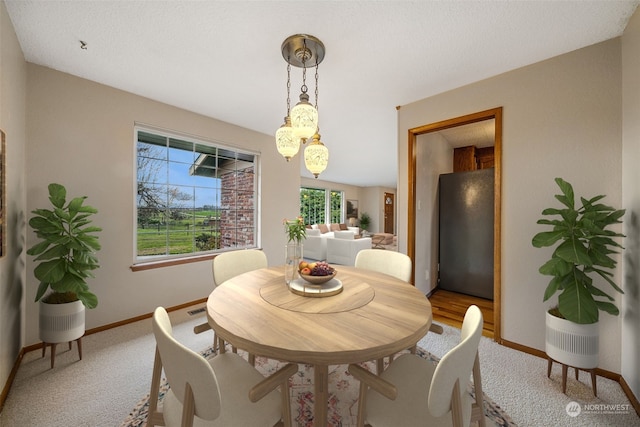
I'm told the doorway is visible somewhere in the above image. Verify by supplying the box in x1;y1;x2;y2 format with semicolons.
407;107;502;342
384;192;395;233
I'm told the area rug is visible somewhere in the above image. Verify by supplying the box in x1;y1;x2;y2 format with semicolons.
121;345;516;426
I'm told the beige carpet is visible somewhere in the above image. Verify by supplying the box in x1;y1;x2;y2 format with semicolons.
121;345;514;426
1;306;637;426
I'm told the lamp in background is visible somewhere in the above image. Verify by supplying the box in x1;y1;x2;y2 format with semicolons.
276;34;329;178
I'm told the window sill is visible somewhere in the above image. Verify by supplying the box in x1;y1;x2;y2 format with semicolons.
130;248;263;271
130;253;218;271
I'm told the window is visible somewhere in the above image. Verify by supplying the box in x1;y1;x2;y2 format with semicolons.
135;126;258;264
300;187;343;225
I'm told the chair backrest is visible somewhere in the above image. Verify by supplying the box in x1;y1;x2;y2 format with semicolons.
152;307;222;421
354;249;412;282
212;249;268;286
333;230;355;239
427;305;483;420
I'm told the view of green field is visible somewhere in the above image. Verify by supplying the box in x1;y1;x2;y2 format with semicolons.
137;209;220;255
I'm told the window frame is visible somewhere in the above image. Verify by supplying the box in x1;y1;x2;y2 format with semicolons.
133;124;260;268
300;186;344;225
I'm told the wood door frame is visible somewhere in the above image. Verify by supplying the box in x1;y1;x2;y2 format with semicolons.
407;107;503;343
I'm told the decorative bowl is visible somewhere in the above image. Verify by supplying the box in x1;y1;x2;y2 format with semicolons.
299;270;337;285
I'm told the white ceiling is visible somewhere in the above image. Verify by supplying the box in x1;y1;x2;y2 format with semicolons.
5;1;638;188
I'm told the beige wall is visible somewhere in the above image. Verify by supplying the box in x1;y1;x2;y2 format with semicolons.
622;8;640;401
359;186;396;234
0;0;27;398
398;38;624;373
413;132;452;294
24;64;300;346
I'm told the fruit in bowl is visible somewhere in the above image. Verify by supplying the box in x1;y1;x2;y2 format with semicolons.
299;261;337;285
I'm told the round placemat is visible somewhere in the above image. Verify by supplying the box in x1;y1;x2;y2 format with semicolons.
259;274;375;314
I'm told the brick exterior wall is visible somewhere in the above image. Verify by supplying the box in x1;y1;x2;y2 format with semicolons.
219;166;255;248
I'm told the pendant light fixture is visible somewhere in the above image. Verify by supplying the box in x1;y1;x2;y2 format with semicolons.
276;34;329;178
304;131;329;178
275;61;298;161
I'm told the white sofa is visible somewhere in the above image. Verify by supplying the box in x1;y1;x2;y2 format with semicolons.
326;231;372;266
303;228;332;261
310;223;360;236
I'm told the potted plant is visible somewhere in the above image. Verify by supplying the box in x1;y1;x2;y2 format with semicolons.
27;183;101;358
532;177;624;374
359;212;371;235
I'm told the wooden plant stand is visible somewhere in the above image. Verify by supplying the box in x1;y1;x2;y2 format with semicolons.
547;356;597;397
42;337;83;369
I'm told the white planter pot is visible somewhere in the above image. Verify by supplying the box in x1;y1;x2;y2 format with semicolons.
545;311;598;369
39;300;85;344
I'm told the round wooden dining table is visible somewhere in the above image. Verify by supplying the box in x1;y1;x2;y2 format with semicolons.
206;265;432;426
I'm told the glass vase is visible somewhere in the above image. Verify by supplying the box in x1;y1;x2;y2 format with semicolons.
285;242;303;285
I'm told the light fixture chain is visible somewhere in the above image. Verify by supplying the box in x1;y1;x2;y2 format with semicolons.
286;60;291;114
301;67;308;95
314;62;319;110
301;38;308;95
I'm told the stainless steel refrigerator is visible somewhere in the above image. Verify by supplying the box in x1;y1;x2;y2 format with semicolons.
438;168;494;300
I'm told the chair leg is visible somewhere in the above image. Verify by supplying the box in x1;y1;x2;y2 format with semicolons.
471;353;486;427
181;383;196;427
280;376;292;427
451;379;464;427
429;323;444;334
147;346;165;427
356;380;367;427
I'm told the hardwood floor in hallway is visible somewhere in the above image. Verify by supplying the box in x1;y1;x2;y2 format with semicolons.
428;289;494;339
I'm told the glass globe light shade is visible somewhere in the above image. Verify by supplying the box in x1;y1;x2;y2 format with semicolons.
290;93;318;141
275;117;299;161
304;133;329;178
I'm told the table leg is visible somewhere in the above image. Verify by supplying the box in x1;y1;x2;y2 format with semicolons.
314;364;328;427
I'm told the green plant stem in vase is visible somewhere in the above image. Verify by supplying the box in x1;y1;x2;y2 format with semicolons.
284;216;306;243
283;217;306;284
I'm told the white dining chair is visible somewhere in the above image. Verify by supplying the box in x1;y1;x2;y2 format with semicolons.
355;249;412;282
354;249;443;372
348;305;485;427
148;306;297;427
193;249;268;361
